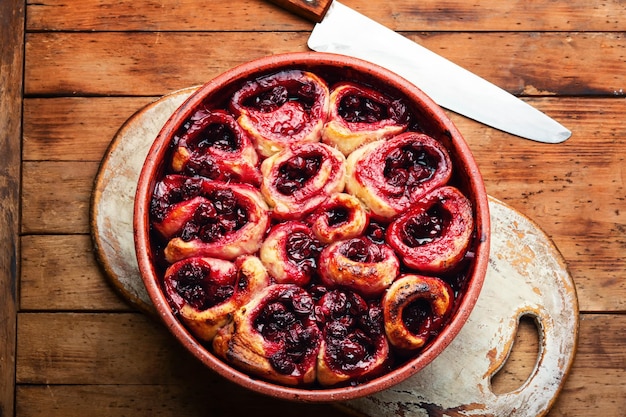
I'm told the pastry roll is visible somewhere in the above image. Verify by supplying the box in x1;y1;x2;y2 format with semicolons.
386;186;474;273
230;70;330;157
163;255;270;341
213;284;321;386
260;142;346;220
315;290;390;386
151;175;211;239
318;237;400;298
158;178;270;263
170;109;261;185
322;82;409;155
308;192;369;244
382;274;453;351
259;221;323;286
346;132;452;220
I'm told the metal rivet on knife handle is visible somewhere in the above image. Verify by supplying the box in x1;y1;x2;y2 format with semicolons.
266;0;333;23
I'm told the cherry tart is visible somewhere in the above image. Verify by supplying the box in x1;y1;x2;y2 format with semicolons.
144;64;484;391
322;82;409;155
318;237;400;298
315;290;390;386
308;192;369;244
213;284;322;386
170;109;261;185
386;186;474;273
259;222;323;286
230;70;330;157
382;274;453;352
260;142;347;220
163;255;270;342
346;132;452;220
150;176;270;263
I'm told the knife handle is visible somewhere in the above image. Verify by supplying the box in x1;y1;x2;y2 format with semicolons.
265;0;333;23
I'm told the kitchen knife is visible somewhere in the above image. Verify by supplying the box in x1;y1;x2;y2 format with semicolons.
266;0;571;143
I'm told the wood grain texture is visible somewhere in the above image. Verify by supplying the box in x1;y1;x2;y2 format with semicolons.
15;384;345;417
25;0;626;32
21;161;98;234
23;97;158;162
24;32;625;97
14;0;626;415
0;0;24;415
20;235;130;311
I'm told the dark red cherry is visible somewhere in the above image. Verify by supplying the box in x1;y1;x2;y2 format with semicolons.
401;204;450;247
170;262;234;310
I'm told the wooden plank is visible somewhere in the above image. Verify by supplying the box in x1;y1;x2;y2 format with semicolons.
21;161;98;234
0;0;25;415
23;97;157;162
16;313;190;385
24;31;626;97
15;385;345;417
14;313;626;416
20;235;131;311
25;0;626;32
24;32;310;97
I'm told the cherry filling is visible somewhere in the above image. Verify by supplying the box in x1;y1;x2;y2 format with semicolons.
179;189;248;243
384;143;438;190
401;203;450;247
340;238;385;264
275;154;322;195
339;95;386;123
169;261;234;310
285;231;323;276
402;299;442;340
364;222;386;244
181;122;239;178
317;290;386;375
250;85;288;112
338;94;408;124
316;290;367;324
245;80;317;113
150;176;203;222
254;290;317;375
179;111;241;153
195;123;238;151
326;206;349;226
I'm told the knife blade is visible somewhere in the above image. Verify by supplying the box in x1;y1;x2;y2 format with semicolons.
266;0;571;143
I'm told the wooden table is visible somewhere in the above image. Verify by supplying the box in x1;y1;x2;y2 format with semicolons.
1;0;625;416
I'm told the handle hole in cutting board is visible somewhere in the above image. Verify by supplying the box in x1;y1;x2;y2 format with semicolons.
490;315;541;395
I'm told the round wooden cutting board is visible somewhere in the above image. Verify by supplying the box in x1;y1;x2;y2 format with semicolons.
90;88;578;417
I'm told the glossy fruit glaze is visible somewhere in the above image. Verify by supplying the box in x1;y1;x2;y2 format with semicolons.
143;65;482;389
